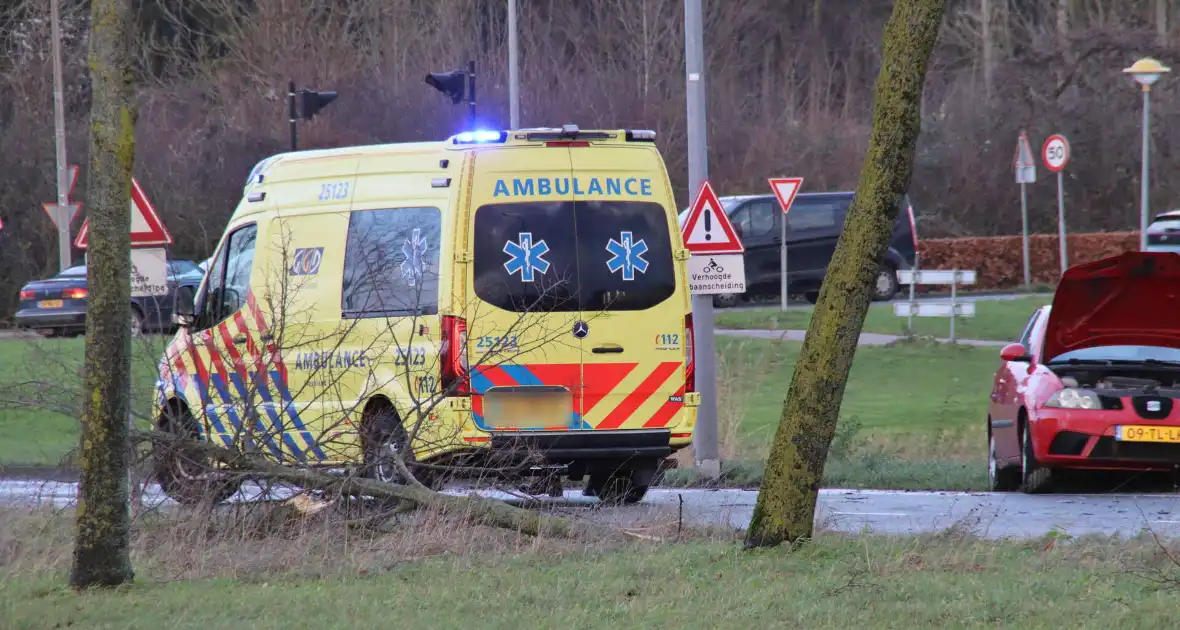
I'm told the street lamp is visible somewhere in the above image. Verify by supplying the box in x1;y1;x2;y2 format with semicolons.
1124;57;1171;250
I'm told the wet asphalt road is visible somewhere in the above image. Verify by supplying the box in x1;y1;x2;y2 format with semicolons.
5;478;1180;540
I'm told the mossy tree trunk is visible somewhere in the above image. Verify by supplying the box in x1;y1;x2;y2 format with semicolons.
744;0;945;549
70;0;138;589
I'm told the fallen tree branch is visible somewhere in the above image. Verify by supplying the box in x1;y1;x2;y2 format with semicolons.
136;430;614;540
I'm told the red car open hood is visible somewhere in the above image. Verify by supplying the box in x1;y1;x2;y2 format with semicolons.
1041;251;1180;363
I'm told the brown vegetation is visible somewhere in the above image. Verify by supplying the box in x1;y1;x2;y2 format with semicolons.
917;231;1141;290
0;0;1176;319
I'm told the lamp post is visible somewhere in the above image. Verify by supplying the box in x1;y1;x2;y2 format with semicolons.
1124;57;1171;250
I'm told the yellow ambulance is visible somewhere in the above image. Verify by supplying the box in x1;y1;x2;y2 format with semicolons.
153;126;698;505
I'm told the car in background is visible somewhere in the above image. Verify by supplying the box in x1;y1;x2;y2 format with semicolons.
14;259;206;337
677;191;918;307
1146;209;1180;253
987;250;1180;493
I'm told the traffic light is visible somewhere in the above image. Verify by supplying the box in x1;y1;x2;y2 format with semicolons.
298;89;338;120
425;70;468;104
286;79;338;151
425;61;476;130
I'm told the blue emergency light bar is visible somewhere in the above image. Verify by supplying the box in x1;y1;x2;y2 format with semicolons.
452;130;507;144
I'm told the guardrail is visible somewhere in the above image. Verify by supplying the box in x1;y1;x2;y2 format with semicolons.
894;269;976;342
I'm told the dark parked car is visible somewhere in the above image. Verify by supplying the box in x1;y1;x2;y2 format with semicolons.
14;260;205;337
679;191;918;307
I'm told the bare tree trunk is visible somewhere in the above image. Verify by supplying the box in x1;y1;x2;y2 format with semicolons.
70;0;137;590
743;0;946;549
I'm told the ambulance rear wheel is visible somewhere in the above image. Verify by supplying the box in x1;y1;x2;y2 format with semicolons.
360;400;442;489
153;403;241;505
586;463;656;505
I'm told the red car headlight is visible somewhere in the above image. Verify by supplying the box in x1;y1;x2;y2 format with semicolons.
1044;388;1102;410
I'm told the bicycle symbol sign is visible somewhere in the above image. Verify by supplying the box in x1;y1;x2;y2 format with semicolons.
686;253;746;296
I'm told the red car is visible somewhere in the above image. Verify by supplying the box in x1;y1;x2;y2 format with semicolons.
988;251;1180;493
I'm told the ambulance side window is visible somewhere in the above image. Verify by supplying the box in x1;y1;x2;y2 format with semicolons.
196;223;257;330
341;207;442;316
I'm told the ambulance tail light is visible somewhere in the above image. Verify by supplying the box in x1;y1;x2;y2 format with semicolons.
684;313;696;393
440;315;471;396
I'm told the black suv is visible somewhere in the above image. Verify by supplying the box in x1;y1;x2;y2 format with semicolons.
680;191;918;307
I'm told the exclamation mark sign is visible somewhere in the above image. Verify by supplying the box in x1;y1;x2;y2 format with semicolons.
704;207;713;241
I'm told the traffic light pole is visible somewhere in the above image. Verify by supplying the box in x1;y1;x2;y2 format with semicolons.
508;0;520;128
288;79;297;151
685;0;720;479
468;60;477;129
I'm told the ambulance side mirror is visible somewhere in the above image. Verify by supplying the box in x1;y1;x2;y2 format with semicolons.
173;287;196;328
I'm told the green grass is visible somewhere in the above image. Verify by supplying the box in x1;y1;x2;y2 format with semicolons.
0;334;1002;493
717;337;998;443
702;337;1001;491
716;294;1053;341
0;335;163;468
5;533;1177;629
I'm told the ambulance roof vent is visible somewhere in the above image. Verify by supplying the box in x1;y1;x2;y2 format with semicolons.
519;124;614;142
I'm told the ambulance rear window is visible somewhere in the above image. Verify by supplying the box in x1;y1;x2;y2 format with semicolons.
473;201;676;312
341;207;442;316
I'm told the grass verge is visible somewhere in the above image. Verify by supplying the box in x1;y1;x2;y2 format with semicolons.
3;506;1178;629
669;337;1002;491
0;335;164;468
0;335;1000;493
716;294;1052;340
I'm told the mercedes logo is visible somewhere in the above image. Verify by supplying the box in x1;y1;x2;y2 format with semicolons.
572;321;589;339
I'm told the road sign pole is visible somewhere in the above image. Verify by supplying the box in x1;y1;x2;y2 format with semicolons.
1056;171;1067;274
767;177;803;312
779;219;788;311
50;0;71;273
1020;182;1030;289
684;0;719;479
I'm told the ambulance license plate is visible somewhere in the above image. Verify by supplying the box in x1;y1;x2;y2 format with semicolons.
483;387;572;430
1115;425;1180;443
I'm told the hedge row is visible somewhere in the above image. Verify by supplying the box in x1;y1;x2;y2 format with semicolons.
913;232;1140;291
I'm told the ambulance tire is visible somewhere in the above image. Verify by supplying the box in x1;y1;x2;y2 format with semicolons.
153;403;241;506
588;465;654;506
360;401;439;490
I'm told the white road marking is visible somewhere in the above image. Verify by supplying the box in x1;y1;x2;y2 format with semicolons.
829;511;909;517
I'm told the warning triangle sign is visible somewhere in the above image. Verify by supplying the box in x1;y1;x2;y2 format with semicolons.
74;177;173;249
680;180;744;254
768;177;804;214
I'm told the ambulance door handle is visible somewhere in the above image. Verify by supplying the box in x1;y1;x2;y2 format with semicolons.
592;345;624;354
233;335;248;344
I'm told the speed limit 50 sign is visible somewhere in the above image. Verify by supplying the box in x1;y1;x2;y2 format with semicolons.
1042;134;1070;172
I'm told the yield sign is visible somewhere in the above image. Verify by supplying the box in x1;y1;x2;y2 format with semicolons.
768;177;804;214
74;177;173;249
42;164;82;229
680;180;744;254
